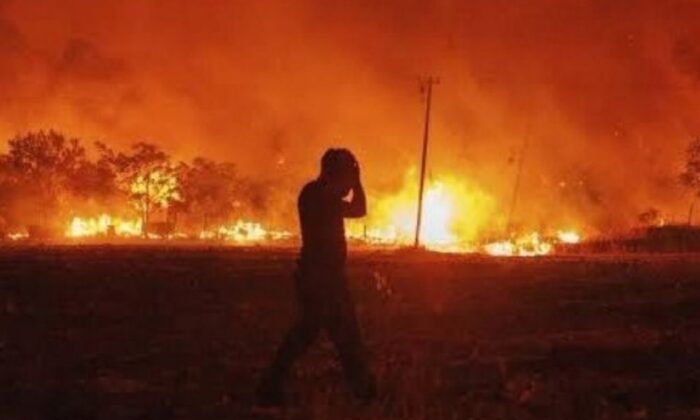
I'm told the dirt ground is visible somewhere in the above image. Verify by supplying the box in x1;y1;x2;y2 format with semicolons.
1;245;700;419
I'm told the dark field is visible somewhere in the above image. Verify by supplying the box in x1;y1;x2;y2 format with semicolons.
2;246;700;419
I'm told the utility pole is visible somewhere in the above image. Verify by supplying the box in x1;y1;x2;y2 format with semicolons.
506;126;531;234
144;171;151;238
689;198;697;226
415;76;439;248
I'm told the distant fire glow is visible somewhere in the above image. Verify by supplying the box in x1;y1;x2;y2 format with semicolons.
63;215;292;243
484;233;553;257
200;220;292;243
347;169;583;256
2;142;584;254
557;230;581;244
0;0;697;253
7;232;29;241
130;170;181;208
348;169;495;249
67;215;142;238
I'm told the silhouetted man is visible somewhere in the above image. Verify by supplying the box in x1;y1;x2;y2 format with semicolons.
257;148;376;406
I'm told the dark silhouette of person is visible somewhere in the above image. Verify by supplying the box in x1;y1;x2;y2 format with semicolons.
256;148;376;406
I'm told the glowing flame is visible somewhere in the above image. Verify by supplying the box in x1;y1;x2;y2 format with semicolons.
484;232;554;257
557;230;581;244
419;183;457;246
202;220;292;243
348;169;496;251
483;240;516;256
7;232;29;241
56;166;582;254
66;215;142;238
64;213;291;243
129;169;181;208
347;169;584;256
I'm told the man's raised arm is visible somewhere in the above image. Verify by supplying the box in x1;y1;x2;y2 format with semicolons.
343;163;366;218
344;182;366;218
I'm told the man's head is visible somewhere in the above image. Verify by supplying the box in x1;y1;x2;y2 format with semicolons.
320;148;358;195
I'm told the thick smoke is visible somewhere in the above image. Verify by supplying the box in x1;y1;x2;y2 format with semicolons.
1;0;699;230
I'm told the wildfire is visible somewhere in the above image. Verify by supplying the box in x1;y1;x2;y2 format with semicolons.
130;169;181;208
348;169;496;251
66;215;142;238
6;232;29;241
347;169;583;256
200;220;292;243
557;230;581;244
23;165;583;255
482;230;582;257
63;214;292;243
483;232;553;257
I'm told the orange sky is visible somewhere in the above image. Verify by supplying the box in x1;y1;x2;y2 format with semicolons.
1;0;699;229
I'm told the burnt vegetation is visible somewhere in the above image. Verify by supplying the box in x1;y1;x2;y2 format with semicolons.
0;130;268;238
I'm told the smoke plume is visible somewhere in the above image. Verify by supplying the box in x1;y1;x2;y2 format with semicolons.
1;0;700;230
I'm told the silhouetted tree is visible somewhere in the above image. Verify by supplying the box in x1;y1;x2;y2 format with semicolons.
68;160;118;201
680;137;700;225
179;158;239;232
97;142;180;235
0;130;88;226
0;154;20;230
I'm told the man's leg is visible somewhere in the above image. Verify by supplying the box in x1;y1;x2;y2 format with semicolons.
257;302;321;405
326;289;376;402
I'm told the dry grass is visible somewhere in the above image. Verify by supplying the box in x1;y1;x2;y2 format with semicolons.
2;246;700;419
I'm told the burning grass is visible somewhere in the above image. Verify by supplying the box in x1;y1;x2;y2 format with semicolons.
66;215;142;238
345;169;584;256
1;133;588;255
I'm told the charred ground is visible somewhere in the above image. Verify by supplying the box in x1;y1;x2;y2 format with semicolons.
2;246;700;419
